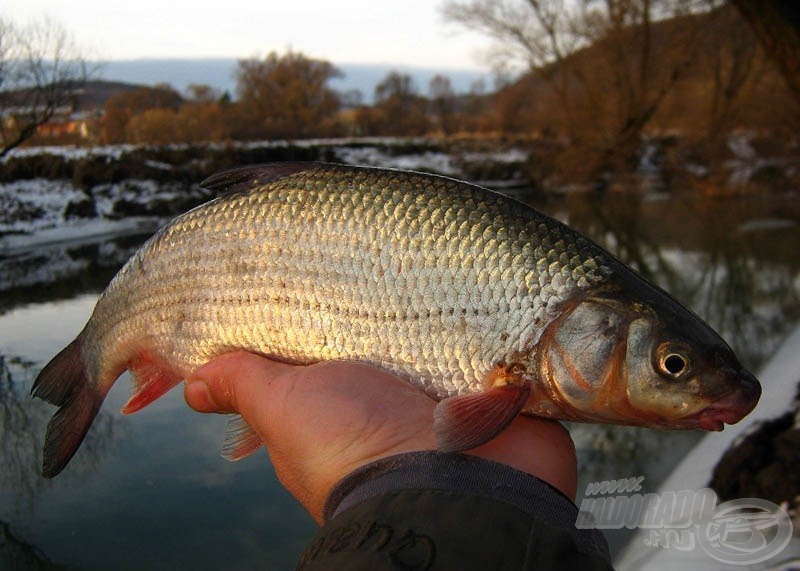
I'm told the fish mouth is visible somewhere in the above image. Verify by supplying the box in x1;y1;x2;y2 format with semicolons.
689;370;761;431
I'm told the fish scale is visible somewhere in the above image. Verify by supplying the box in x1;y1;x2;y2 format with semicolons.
33;162;760;478
90;165;601;399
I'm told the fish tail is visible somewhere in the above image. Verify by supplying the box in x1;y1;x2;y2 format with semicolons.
31;336;103;478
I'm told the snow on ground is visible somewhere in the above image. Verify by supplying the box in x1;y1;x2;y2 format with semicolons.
333;144;529;181
0;217;158;257
725;133;797;188
0;138;429;163
738;218;799;234
91;179;186;217
0;179;88;236
1;140;532;255
334;146;459;175
1;144;139;162
0;177;194;255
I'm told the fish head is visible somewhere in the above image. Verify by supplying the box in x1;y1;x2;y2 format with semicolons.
623;302;761;430
533;287;761;430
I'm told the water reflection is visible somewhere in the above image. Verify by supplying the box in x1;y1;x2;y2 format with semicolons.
0;355;46;508
0;353;117;570
0;355;115;509
0;519;62;571
0;300;316;570
1;234;147;315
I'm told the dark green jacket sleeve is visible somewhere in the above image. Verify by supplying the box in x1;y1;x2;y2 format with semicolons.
296;452;613;570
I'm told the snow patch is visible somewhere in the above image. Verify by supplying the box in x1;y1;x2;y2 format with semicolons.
0;179;86;235
334;146;459;175
737;218;798;234
0;218;158;256
0;178;185;255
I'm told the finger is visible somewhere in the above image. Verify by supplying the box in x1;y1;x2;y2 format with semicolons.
184;352;295;414
513;417;577;500
470;416;577;499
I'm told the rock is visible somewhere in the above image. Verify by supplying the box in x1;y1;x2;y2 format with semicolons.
710;407;800;508
108;199;153;219
63;193;97;219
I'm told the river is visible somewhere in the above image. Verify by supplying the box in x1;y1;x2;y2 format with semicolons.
1;185;799;569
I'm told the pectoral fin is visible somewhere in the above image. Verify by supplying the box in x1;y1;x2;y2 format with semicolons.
433;383;531;452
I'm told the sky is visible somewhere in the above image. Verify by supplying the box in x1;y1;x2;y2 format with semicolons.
5;0;492;70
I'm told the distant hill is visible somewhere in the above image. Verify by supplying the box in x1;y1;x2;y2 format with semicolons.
73;80;146;109
491;4;797;138
0;80;146;112
95;58;492;102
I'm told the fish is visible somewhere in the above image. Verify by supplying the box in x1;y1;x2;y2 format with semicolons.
32;162;761;477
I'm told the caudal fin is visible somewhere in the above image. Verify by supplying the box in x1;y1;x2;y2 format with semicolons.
31;337;103;478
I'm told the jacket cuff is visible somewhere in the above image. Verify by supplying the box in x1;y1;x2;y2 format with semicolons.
322;450;609;560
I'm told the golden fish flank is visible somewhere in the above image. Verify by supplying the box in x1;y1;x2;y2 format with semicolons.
32;163;760;477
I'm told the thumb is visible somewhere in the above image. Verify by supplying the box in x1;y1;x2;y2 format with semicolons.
184;352;294;414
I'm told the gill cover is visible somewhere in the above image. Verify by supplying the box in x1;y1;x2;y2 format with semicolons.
536;288;760;429
536;295;636;422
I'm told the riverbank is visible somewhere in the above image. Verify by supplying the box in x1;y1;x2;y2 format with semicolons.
3;132;799;254
0;137;529;253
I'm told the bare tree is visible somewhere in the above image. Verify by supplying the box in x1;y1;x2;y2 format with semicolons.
730;0;800;104
702;4;763;140
585;0;712;168
442;0;713;174
429;74;457;134
374;71;418;103
185;83;221;103
371;71;430;135
442;0;587;138
233;50;342;139
0;17;90;157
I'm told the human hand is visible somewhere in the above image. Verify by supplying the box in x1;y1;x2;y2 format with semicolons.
184;352;577;523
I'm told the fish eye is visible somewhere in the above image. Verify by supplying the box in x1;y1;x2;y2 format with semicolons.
657;348;689;379
655;342;692;379
663;354;687;375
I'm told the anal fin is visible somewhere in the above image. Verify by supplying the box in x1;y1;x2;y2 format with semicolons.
221;414;262;461
434;381;531;453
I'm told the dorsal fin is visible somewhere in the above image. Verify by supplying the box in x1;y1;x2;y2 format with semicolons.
200;162;326;194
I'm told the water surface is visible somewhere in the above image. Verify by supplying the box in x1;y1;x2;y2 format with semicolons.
1;187;799;568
